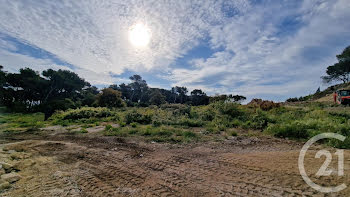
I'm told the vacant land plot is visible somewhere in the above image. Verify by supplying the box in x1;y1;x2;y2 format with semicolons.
0;128;349;197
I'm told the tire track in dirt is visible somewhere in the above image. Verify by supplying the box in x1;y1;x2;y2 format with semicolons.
1;135;349;196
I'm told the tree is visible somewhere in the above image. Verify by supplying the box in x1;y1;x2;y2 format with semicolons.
0;65;6;104
41;69;89;119
337;46;350;61
0;67;92;119
80;86;99;107
4;68;46;111
171;86;188;103
209;94;246;103
108;84;120;91
96;88;125;108
0;65;5;87
129;75;149;103
42;69;89;102
190;89;209;106
149;89;166;105
315;87;321;94
209;94;229;103
322;46;350;83
229;94;246;103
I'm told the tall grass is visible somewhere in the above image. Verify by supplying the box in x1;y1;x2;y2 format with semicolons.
50;107;118;125
0;112;45;132
2;101;350;147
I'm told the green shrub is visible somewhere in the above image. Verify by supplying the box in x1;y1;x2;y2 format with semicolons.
200;108;216;121
328;137;350;149
53;107;115;120
250;110;269;130
265;122;311;139
183;131;197;138
125;111;152;124
156;130;173;137
105;124;113;131
205;126;220;133
0;112;45;132
179;119;204;127
152;120;162;127
160;104;191;115
128;128;139;135
80;128;88;133
216;102;247;120
119;121;126;127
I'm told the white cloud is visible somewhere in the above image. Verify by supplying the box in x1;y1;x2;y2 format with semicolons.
0;48;70;73
0;37;116;85
167;0;350;101
0;0;349;101
0;0;248;74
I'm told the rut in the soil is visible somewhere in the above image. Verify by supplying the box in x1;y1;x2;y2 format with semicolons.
1;135;349;197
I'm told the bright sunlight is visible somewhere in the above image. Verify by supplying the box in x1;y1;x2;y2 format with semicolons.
128;23;151;47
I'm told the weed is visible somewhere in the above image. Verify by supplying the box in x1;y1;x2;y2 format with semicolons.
80;128;88;133
125;111;152;124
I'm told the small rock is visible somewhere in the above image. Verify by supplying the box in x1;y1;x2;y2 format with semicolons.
1;172;22;183
8;150;16;154
0;168;5;176
10;152;26;160
0;162;13;173
13;159;36;171
0;181;11;191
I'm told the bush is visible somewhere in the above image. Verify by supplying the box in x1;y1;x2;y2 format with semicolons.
205;125;220;134
80;128;88;133
0;112;45;131
125;111;152;124
265;122;311;139
160;104;191;116
179;119;204;127
217;102;246;119
260;101;280;111
54;107;115;120
250;110;269;130
183;131;197;138
152;120;162;127
130;122;137;128
105;124;113;131
200;108;216;121
119;121;126;127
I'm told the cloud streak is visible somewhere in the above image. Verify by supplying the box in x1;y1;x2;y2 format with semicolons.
0;0;349;101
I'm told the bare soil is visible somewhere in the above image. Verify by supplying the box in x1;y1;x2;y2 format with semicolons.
0;129;349;197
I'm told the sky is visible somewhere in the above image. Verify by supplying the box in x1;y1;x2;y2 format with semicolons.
0;0;350;102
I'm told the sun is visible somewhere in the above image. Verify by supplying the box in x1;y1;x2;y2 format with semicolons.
128;23;151;47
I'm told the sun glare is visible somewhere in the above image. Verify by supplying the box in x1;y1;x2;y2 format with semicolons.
128;23;151;47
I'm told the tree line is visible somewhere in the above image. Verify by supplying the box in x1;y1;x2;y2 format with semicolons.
0;66;246;119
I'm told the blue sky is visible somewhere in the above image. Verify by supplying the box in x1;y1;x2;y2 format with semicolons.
0;0;350;101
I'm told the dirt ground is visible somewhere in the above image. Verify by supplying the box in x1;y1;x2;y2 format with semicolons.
0;128;349;197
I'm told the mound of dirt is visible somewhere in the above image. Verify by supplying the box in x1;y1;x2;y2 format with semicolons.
247;99;281;110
